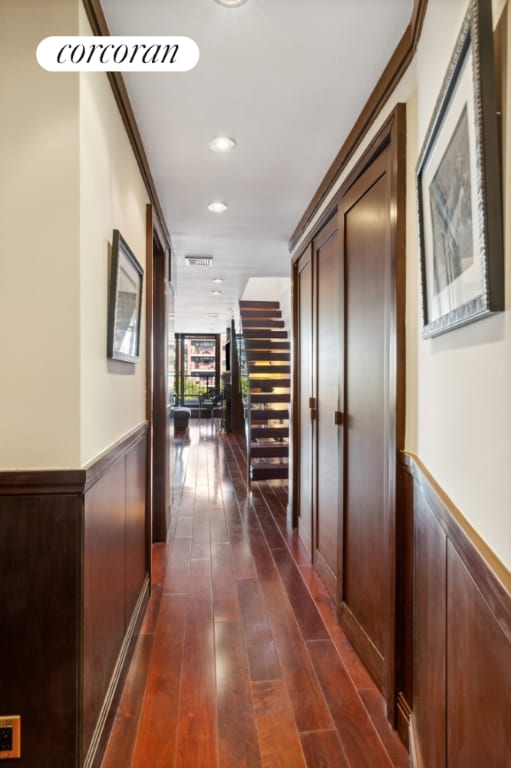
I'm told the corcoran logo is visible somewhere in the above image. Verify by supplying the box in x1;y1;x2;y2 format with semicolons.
36;36;200;72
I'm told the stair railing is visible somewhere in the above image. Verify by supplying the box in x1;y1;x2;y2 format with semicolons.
236;326;252;484
228;318;245;433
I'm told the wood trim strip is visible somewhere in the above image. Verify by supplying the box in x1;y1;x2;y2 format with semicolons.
84;422;148;492
401;451;511;637
395;692;412;749
409;715;425;768
81;0;170;247
83;575;150;768
0;423;148;496
145;205;155;548
0;470;86;495
289;0;428;252
291;103;402;265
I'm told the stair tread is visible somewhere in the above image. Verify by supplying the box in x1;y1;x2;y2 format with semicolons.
253;456;287;467
251;464;289;481
250;409;289;420
250;393;291;403
245;341;290;350
240;300;279;308
249;380;291;390
251;439;289;445
241;309;282;319
249;365;290;373
251;427;289;438
243;330;288;338
243;319;285;328
251;446;289;458
246;352;290;361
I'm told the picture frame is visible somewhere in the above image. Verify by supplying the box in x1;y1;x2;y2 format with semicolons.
107;229;144;362
416;0;503;338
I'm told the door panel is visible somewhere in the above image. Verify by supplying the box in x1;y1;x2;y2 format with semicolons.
340;145;394;692
314;217;341;598
292;108;405;718
344;168;388;659
297;249;313;556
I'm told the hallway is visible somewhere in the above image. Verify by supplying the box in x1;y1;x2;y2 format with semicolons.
101;423;409;768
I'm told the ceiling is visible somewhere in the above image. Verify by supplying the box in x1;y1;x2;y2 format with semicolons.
101;0;413;333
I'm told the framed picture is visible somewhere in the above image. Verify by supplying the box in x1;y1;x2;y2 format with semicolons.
416;0;503;338
107;229;144;362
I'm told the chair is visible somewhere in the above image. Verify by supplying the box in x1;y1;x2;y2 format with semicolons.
198;388;223;423
172;406;191;432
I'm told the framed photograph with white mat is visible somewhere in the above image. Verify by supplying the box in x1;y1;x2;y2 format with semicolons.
107;229;144;362
416;0;503;338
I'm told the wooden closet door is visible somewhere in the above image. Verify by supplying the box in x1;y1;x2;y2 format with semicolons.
339;137;399;699
314;215;342;599
295;247;314;556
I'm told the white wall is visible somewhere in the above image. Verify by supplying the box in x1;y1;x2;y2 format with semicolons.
0;0;81;469
0;1;150;469
79;7;149;466
291;0;511;569
414;0;511;568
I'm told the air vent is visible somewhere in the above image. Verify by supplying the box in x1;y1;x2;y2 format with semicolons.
185;255;213;267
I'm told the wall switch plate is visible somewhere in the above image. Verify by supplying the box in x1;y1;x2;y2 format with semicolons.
0;716;21;759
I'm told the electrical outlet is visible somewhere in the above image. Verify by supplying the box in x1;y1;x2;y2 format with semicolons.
0;716;20;760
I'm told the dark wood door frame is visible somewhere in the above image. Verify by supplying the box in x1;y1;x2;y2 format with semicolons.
292;245;314;548
312;213;343;601
146;204;170;544
291;105;406;723
336;105;406;721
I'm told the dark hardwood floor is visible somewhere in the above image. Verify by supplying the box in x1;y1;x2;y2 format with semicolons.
101;422;409;768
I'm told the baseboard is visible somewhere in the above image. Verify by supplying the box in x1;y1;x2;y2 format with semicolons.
409;715;423;768
298;518;312;558
395;692;411;750
313;547;337;603
83;576;150;768
338;601;383;690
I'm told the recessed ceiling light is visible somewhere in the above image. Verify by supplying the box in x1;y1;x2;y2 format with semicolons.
212;277;224;284
211;290;222;295
208;201;228;213
215;0;248;6
209;136;237;153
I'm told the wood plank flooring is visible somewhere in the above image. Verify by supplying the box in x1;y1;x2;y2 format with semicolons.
101;422;409;768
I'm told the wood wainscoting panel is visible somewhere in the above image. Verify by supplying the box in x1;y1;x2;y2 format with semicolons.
402;452;511;767
0;494;82;767
82;426;149;767
447;542;511;768
83;457;127;754
395;458;414;745
412;485;447;768
125;436;148;626
0;424;149;768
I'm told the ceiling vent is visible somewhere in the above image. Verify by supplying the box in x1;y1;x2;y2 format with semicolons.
185;255;213;267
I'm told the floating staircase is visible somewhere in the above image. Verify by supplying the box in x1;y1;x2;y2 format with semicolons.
240;300;290;483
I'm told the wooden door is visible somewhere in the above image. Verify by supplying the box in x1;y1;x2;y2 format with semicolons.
146;206;170;543
294;246;314;556
313;215;342;598
338;111;405;711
